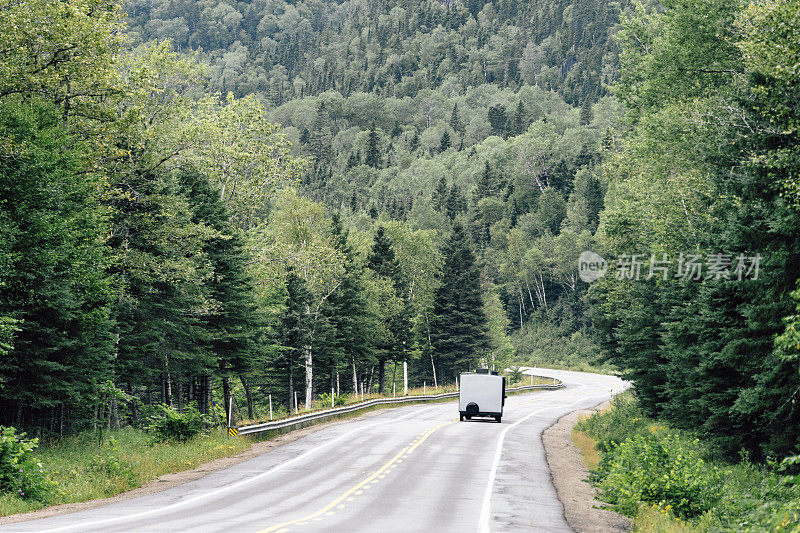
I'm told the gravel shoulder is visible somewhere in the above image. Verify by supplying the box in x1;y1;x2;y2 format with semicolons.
543;401;631;533
0;409;388;526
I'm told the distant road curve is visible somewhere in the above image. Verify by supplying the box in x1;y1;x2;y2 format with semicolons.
1;368;627;533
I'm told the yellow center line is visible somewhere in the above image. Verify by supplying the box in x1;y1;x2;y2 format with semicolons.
258;420;456;533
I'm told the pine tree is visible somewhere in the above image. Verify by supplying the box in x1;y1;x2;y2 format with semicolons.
367;226;409;392
368;226;404;294
429;223;489;382
488;104;507;137
439;129;451;152
177;170;264;421
449;103;465;135
276;270;313;410
433;177;449;212
445;185;467;221
365;122;382;168
409;129;420;152
509;100;527;136
323;215;374;393
579;99;594;125
0;100;114;429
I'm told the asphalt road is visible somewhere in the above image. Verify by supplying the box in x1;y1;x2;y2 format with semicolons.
2;369;627;533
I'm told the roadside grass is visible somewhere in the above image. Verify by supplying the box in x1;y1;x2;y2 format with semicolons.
633;505;700;532
0;428;250;518
571;427;600;471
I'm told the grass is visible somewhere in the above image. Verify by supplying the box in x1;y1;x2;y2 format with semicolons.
571;427;601;471
632;505;700;532
0;428;250;518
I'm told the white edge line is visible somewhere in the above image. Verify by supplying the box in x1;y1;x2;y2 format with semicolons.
477;392;612;533
31;405;441;533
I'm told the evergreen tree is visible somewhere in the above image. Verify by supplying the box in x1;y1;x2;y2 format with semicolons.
449;103;465;135
366;225;409;392
409;129;420;152
275;270;313;410
509;101;527;136
0;101;114;429
177;170;264;421
439;130;452;152
579;99;594;125
488;104;507;137
429;223;489;382
368;226;404;295
321;215;373;394
433;177;449;212
445;185;467;221
365;122;382;168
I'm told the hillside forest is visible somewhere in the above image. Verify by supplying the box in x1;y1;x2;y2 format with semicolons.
1;0;799;475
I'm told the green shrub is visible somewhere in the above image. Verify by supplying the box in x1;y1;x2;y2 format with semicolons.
576;392;653;453
317;393;348;407
0;426;54;501
146;405;208;442
595;433;722;520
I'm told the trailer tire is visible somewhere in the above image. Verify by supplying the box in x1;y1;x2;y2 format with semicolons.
459;414;464;421
495;415;502;423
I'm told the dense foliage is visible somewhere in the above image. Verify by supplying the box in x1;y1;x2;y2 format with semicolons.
590;0;800;460
578;393;800;530
124;0;625;105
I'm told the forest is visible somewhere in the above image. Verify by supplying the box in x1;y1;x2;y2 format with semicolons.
1;0;799;481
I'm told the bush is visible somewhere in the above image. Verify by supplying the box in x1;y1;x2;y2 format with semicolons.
576;392;653;453
0;426;54;501
595;433;722;520
317;393;348;407
146;405;208;442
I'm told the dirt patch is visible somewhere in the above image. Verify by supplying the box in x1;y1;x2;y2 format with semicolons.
0;409;389;526
543;401;630;533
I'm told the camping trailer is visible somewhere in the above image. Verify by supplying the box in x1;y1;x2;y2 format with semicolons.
459;369;506;422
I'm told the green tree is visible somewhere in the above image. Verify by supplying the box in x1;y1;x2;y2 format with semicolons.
439;130;452;152
365;123;382;168
429;223;489;383
0;101;114;429
275;270;313;410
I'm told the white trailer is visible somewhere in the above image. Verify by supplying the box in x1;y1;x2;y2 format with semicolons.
458;370;506;422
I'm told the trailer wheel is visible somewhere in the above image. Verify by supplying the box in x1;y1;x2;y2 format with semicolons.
459;414;464;421
495;415;502;423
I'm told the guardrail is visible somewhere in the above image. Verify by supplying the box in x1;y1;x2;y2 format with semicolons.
236;381;563;436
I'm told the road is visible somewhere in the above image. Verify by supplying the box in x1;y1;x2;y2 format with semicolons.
2;369;627;533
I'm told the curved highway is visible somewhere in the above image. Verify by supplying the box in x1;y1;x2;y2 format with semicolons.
1;369;627;533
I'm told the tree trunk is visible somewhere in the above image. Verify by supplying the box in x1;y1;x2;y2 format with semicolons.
352;358;358;393
304;343;313;408
288;360;294;411
240;375;254;420
110;397;120;429
377;356;386;394
220;362;231;426
198;375;211;414
127;383;138;425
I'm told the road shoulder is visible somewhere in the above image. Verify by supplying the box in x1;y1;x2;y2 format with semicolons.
542;402;630;533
